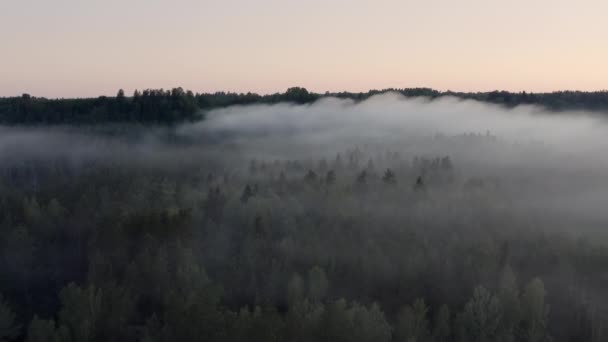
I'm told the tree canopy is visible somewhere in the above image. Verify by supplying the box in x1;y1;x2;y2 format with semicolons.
2;87;608;124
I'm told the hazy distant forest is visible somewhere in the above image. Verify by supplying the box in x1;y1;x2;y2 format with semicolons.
2;87;608;124
0;88;607;342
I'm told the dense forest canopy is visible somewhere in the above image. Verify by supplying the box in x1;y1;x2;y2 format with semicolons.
2;87;608;124
0;94;607;342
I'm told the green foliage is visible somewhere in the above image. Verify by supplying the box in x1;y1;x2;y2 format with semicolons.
319;299;391;342
58;284;103;342
457;286;503;342
25;317;69;342
0;141;604;342
521;278;550;342
286;299;325;341
350;302;392;342
0;88;199;124
395;298;430;342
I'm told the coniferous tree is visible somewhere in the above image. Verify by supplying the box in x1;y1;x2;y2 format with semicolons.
521;278;550;342
457;286;503;342
382;169;396;184
304;170;318;184
498;265;521;341
395;298;429;342
414;176;425;192
433;305;451;342
356;170;368;185
241;184;254;203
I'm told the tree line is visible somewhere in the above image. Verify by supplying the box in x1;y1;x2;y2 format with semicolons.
1;87;608;124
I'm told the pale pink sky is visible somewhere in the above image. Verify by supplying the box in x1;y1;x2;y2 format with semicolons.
1;0;607;98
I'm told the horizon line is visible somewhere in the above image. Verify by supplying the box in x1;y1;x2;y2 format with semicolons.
4;86;608;100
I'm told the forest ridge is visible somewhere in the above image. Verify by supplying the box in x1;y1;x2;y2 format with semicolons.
2;87;608;124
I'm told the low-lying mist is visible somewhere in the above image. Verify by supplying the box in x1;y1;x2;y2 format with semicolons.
4;93;607;224
2;93;608;341
191;94;608;225
186;93;608;165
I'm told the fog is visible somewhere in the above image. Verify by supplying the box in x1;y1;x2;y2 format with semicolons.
3;93;608;225
2;93;608;341
186;93;608;224
185;93;608;163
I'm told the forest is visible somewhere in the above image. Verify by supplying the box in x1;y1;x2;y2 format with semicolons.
0;93;607;342
1;87;608;124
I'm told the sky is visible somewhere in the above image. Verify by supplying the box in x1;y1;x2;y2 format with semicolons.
1;0;607;98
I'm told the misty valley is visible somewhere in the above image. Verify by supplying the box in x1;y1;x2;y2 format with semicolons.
0;93;607;342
